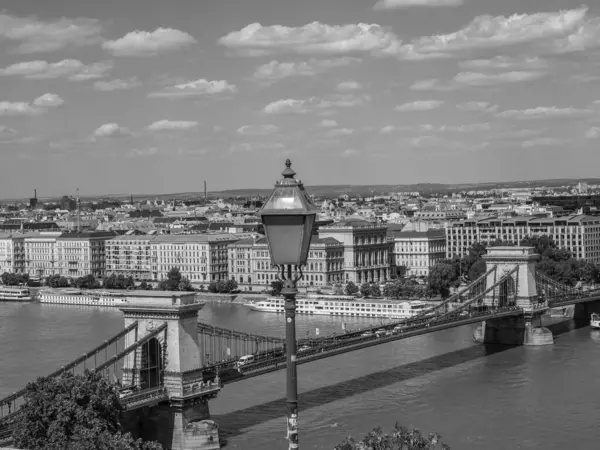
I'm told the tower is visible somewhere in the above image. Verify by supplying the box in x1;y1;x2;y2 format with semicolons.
76;188;81;232
119;292;221;450
204;181;207;202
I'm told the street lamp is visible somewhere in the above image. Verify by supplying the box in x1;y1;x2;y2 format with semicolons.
258;159;317;450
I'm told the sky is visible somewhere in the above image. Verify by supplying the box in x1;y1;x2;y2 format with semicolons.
1;0;600;198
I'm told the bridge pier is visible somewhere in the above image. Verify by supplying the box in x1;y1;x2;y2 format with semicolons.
473;313;553;346
120;293;221;450
573;300;600;321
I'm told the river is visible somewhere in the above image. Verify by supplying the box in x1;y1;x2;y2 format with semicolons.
1;301;599;449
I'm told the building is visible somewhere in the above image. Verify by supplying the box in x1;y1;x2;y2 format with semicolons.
227;236;345;290
151;233;251;284
56;231;117;278
446;215;600;264
318;219;390;284
105;235;157;280
22;231;62;279
390;229;446;277
0;233;14;274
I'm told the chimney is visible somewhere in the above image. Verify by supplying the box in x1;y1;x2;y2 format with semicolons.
34;189;37;199
204;181;207;201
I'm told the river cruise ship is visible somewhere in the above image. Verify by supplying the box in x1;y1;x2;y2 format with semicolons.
591;313;600;330
243;294;432;319
38;289;129;307
0;286;33;302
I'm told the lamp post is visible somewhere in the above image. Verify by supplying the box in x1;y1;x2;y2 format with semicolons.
258;159;317;450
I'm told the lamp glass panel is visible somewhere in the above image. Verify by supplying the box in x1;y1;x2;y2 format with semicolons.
263;215;306;266
263;187;304;211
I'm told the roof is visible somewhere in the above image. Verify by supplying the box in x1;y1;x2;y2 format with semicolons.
58;231;118;239
392;229;446;239
152;233;242;243
108;235;157;241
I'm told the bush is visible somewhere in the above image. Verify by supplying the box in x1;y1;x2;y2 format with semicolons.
335;424;449;450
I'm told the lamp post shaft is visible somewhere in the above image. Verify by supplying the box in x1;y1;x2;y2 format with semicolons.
283;282;299;449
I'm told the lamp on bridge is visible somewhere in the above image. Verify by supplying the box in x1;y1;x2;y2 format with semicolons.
258;159;317;450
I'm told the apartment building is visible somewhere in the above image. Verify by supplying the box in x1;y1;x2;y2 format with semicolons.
318;219;390;284
105;235;156;280
446;214;600;264
391;229;446;277
228;236;345;290
23;231;62;278
0;233;14;274
151;233;254;284
56;231;116;278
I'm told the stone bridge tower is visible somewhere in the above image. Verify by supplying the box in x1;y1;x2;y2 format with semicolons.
119;291;221;450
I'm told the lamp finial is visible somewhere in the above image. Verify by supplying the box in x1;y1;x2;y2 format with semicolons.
282;159;296;179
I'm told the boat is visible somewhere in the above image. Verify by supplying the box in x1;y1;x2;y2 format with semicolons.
38;289;129;307
591;313;600;330
0;286;33;302
243;294;432;319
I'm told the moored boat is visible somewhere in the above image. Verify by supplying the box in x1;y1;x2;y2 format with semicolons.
591;313;600;330
0;286;33;302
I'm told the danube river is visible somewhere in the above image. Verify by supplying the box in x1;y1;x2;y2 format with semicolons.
1;300;600;449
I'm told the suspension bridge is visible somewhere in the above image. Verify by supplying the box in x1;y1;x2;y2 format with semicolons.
1;246;600;449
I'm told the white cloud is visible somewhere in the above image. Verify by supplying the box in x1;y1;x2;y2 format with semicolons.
336;81;361;91
319;119;338;128
453;71;547;87
396;100;444;112
0;101;42;116
521;137;565;148
380;125;397;133
585;127;600;139
551;16;600;53
459;56;548;70
252;57;358;81
219;22;400;56
0;125;18;138
438;123;491;132
325;128;354;137
93;123;132;138
147;120;198;131
32;93;64;107
236;124;279;135
103;28;197;56
0;13;102;53
456;101;498;113
94;77;141;91
128;147;158;157
341;148;358;157
264;94;367;114
229;142;285;153
178;148;209;157
497;106;593;119
409;136;439;147
0;59;112;81
410;79;457;91
374;0;462;10
148;79;237;99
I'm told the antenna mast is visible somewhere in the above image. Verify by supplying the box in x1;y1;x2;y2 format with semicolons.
76;188;81;232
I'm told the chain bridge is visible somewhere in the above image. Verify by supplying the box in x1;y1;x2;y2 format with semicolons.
2;246;600;449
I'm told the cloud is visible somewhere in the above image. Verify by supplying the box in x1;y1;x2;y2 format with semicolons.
93;123;132;138
497;106;593;119
453;71;547;87
0;59;112;80
178;148;210;157
319;119;338;128
236;124;279;135
148;79;237;98
459;56;548;70
374;0;463;10
520;137;565;148
341;148;359;157
409;136;439;147
93;77;141;91
438;123;491;132
410;78;457;91
396;100;444;112
147;120;198;131
336;81;362;91
103;28;196;56
380;125;397;133
32;93;64;107
456;101;498;113
325;128;354;137
551;16;600;53
127;147;158;157
0;101;41;116
219;22;400;56
585;127;600;139
0;13;102;53
0;125;18;139
252;57;359;81
229;142;285;152
263;94;367;114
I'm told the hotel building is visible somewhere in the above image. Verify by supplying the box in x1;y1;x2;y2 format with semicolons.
55;231;116;278
391;229;446;277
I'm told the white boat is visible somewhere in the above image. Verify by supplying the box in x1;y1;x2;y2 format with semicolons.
243;294;432;319
0;286;33;302
591;313;600;330
38;289;129;307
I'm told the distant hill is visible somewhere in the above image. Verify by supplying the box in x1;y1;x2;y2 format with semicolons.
3;178;600;203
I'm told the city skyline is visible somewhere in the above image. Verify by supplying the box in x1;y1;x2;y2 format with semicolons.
1;0;600;197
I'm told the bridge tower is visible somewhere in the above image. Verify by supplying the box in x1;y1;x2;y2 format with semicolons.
120;292;221;450
477;246;553;346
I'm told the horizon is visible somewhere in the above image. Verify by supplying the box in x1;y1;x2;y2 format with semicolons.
1;0;600;197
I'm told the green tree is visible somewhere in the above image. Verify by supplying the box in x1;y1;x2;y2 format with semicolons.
345;281;359;296
334;423;449;450
138;280;152;290
271;280;283;296
360;283;371;297
208;281;218;293
427;263;458;298
12;370;162;450
369;283;381;297
177;278;194;291
158;267;192;291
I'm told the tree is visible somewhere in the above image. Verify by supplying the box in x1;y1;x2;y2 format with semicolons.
158;267;192;291
47;274;70;288
74;274;100;289
207;281;218;293
369;283;381;297
12;370;162;450
334;423;449;450
1;272;29;286
427;263;458;298
360;283;371;297
345;281;359;296
177;278;194;292
138;280;152;290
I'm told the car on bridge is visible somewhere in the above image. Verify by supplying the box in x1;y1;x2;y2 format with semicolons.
298;345;312;352
361;330;374;338
375;329;387;338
